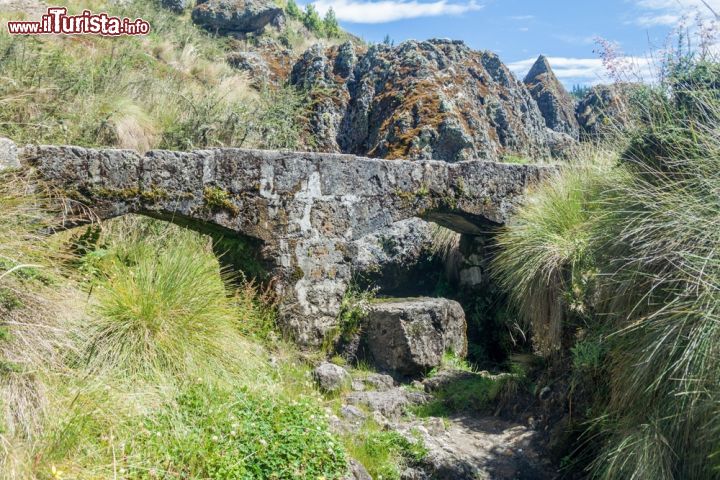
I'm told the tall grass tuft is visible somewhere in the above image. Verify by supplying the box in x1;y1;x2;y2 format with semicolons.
492;158;616;353
493;56;720;477
80;220;264;383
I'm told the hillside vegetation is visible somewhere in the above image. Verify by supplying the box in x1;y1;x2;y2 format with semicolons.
493;48;720;477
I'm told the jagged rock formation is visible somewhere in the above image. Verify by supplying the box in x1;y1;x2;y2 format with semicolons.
523;55;580;140
363;298;467;376
191;0;285;35
291;39;552;162
19;142;553;347
576;84;635;139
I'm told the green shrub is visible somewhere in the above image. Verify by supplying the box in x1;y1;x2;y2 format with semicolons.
343;423;426;480
131;383;347;479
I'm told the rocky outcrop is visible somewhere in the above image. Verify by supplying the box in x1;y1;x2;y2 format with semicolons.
363;298;467;376
523;55;579;140
576;84;635;139
0;138;19;171
22;142;553;347
291;39;551;162
191;0;284;35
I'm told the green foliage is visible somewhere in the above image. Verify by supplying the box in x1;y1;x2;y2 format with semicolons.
492;164;610;353
324;285;375;352
0;0;305;151
302;4;324;34
494;53;720;478
132;383;347;479
343;422;426;480
323;7;341;38
204;186;240;215
285;0;302;18
570;338;604;371
81;220;255;381
414;370;519;418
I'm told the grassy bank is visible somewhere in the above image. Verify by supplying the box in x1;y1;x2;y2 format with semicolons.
493;56;720;478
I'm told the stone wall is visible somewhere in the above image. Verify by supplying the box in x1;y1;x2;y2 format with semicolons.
18;143;555;346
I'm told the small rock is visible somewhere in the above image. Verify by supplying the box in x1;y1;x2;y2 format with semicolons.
346;387;428;419
313;362;351;393
345;459;372;480
364;373;395;391
0;138;19;171
351;380;365;392
340;405;366;421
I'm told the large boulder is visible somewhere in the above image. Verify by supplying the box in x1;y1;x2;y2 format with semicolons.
523;55;580;140
191;0;284;35
0;138;19;171
291;39;551;162
363;298;467;376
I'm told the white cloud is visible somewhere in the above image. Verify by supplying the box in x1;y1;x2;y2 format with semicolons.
309;0;483;24
634;13;682;26
508;55;657;85
508;15;534;21
630;0;720;27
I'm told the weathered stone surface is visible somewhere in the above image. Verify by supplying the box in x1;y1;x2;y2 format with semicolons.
291;39;551;162
363;298;467;376
576;84;636;139
345;387;429;418
523;55;580;140
0;138;19;171
363;373;395;391
345;459;372;480
191;0;284;35
23;145;553;347
313;362;351;392
159;0;186;13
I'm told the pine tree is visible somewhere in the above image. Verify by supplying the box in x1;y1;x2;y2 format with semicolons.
323;7;340;38
303;4;323;34
286;0;301;19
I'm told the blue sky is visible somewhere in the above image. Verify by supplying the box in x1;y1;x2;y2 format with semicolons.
306;0;720;86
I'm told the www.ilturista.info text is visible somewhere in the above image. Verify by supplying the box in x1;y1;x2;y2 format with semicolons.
7;7;150;35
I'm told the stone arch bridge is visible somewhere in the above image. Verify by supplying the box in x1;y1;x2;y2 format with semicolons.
21;144;553;346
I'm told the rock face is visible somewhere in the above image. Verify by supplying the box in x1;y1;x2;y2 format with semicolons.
23;143;553;348
291;39;551;162
191;0;284;35
576;84;634;139
523;55;580;140
313;362;351;392
363;298;467;376
0;138;19;171
160;0;187;13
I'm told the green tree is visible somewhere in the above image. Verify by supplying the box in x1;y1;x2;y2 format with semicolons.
303;4;323;34
323;7;340;38
285;0;301;19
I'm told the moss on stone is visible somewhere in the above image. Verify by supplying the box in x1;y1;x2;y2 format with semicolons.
203;187;240;216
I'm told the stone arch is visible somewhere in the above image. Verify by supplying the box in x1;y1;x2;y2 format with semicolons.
22;143;554;347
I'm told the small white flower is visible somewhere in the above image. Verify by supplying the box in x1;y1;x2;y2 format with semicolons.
212;435;219;442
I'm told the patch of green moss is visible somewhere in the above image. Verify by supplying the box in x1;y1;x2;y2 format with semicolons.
203;187;240;216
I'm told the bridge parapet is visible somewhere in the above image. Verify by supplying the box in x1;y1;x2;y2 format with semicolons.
22;144;555;346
